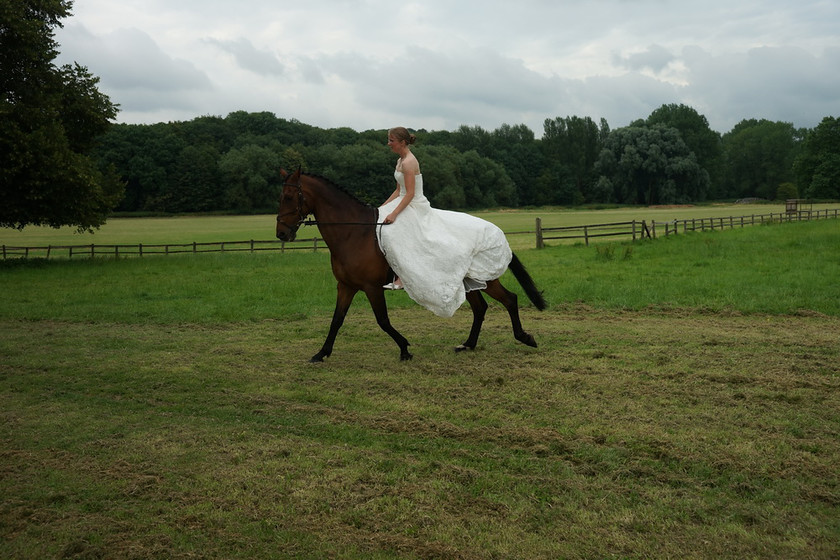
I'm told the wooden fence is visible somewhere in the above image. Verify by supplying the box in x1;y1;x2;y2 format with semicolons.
649;208;839;238
535;219;651;248
1;238;325;260
3;207;838;259
534;207;839;248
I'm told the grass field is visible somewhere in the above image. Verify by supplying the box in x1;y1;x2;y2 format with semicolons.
3;202;835;251
2;213;839;559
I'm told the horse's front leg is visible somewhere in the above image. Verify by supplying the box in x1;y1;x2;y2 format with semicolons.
311;283;357;363
364;288;412;361
456;290;488;352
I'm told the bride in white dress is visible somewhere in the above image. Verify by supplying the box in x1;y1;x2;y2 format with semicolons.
377;127;512;318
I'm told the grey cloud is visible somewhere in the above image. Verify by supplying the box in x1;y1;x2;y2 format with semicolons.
56;23;213;119
680;45;840;131
57;24;212;93
612;45;675;74
317;47;563;129
205;37;285;77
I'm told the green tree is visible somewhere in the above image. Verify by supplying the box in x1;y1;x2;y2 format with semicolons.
415;145;464;208
645;104;723;197
721;119;800;200
595;125;709;204
541;116;606;203
169;145;222;212
793;116;840;199
489;123;540;206
1;0;122;231
219;144;282;211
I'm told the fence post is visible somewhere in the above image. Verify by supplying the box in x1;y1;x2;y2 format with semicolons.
584;225;589;246
536;217;543;249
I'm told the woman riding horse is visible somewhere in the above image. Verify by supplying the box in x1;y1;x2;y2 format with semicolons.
276;167;545;362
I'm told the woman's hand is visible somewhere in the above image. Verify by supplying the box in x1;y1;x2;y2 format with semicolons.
383;212;398;224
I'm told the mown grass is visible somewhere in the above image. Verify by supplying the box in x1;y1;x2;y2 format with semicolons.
1;218;839;559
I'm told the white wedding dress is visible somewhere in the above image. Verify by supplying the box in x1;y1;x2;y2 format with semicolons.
377;171;512;317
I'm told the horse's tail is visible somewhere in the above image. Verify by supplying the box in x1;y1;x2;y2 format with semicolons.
508;252;547;310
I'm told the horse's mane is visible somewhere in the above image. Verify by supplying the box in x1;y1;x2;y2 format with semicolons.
302;172;372;208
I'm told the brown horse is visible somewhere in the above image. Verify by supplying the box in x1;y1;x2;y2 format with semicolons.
276;168;546;362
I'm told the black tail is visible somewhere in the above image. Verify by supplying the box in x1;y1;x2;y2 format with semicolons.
508;253;547;310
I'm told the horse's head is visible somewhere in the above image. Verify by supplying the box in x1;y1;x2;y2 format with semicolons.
276;168;310;241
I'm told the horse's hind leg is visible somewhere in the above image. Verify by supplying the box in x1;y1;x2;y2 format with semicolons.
364;289;412;361
456;290;487;352
483;279;538;348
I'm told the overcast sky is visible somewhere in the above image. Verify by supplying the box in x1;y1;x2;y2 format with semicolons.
55;0;839;136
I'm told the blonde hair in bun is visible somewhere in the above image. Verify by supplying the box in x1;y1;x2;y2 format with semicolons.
389;127;416;145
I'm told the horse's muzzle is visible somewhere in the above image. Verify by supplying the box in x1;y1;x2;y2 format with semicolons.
276;229;296;242
276;222;299;242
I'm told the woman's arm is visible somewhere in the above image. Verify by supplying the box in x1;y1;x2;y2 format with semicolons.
382;184;400;205
384;157;418;224
384;173;414;224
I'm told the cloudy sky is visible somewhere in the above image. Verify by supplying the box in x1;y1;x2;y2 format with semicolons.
55;0;839;136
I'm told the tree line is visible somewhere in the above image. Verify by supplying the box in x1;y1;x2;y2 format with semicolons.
3;1;838;232
94;109;839;215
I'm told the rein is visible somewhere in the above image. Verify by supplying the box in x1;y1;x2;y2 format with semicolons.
301;219;387;227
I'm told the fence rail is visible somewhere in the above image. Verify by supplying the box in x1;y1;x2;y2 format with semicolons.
650;208;839;237
1;238;324;260
536;219;651;248
534;208;839;248
3;208;838;259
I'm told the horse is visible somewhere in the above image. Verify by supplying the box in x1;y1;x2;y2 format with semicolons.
275;168;546;362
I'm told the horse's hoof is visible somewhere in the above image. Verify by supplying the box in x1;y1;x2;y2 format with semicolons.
309;353;327;363
400;352;413;361
516;333;538;348
454;344;474;353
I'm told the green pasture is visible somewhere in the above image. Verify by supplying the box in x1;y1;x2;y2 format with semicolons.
2;217;839;558
2;202;833;252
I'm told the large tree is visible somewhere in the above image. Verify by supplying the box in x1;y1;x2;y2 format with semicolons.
645;104;723;197
1;0;122;231
720;119;800;200
793;116;840;199
540;116;607;204
595;125;709;205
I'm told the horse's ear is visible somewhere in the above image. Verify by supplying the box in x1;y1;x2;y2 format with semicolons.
279;168;288;179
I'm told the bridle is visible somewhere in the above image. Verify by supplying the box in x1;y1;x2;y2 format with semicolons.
276;175;309;236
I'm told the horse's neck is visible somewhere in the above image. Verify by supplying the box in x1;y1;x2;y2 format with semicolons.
305;181;374;247
308;184;369;223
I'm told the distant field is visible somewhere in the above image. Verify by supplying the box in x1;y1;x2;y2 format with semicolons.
2;202;830;250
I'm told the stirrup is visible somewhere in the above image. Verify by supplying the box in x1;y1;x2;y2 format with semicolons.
383;282;403;290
